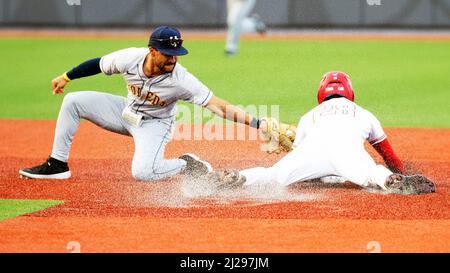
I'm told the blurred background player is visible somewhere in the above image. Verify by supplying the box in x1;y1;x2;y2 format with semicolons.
210;71;436;195
225;0;267;55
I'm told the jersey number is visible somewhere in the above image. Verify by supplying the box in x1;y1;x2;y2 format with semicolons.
317;105;355;117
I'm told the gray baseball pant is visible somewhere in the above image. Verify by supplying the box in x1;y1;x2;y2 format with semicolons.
50;91;186;181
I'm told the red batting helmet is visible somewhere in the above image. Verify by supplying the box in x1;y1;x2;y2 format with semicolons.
317;71;355;104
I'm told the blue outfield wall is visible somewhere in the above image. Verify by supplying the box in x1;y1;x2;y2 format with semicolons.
0;0;449;28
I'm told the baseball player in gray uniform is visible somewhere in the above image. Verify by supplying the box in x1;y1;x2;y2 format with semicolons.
19;26;266;181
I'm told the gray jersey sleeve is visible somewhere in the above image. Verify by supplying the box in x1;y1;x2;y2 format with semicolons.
174;65;213;106
100;48;145;76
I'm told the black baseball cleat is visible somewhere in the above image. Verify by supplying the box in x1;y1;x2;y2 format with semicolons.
251;14;267;35
224;49;237;56
19;157;71;179
179;153;213;177
385;174;436;195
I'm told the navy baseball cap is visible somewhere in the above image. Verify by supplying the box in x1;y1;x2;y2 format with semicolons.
148;26;188;56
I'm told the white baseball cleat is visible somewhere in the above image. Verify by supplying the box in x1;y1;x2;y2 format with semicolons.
320;175;347;184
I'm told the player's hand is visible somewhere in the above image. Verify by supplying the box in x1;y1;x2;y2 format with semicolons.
259;117;278;138
259;119;269;132
51;75;69;95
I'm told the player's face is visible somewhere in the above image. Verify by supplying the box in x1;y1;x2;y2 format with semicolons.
154;50;177;73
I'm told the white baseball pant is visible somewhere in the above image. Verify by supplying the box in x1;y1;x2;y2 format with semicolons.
240;137;392;190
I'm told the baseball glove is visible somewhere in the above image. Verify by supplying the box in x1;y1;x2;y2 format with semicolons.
260;117;297;154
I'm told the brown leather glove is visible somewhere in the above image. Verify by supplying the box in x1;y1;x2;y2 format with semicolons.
260;117;297;154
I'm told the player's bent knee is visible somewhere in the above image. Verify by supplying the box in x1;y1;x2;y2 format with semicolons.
61;92;76;105
61;92;84;110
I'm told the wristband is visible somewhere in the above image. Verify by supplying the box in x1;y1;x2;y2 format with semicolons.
62;72;71;82
250;117;260;129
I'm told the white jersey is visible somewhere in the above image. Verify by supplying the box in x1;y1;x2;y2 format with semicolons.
99;47;213;119
240;97;391;189
293;98;386;148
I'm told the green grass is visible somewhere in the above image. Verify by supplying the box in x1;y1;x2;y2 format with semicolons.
0;199;63;221
0;38;449;127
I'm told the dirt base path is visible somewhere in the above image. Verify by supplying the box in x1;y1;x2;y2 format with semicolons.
0;120;449;252
1;28;450;41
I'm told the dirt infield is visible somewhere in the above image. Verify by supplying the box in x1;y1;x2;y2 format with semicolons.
1;28;450;41
0;120;449;252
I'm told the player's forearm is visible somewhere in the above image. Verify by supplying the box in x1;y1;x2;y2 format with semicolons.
64;57;102;81
206;96;260;128
372;139;405;174
223;104;257;126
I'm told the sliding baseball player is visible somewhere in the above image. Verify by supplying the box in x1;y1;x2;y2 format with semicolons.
210;71;436;195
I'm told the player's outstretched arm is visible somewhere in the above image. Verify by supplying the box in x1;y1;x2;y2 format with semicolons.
372;139;405;174
204;96;297;153
205;95;267;131
51;57;102;95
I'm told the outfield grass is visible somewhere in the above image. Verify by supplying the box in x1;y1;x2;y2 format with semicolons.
0;199;63;221
0;38;449;127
